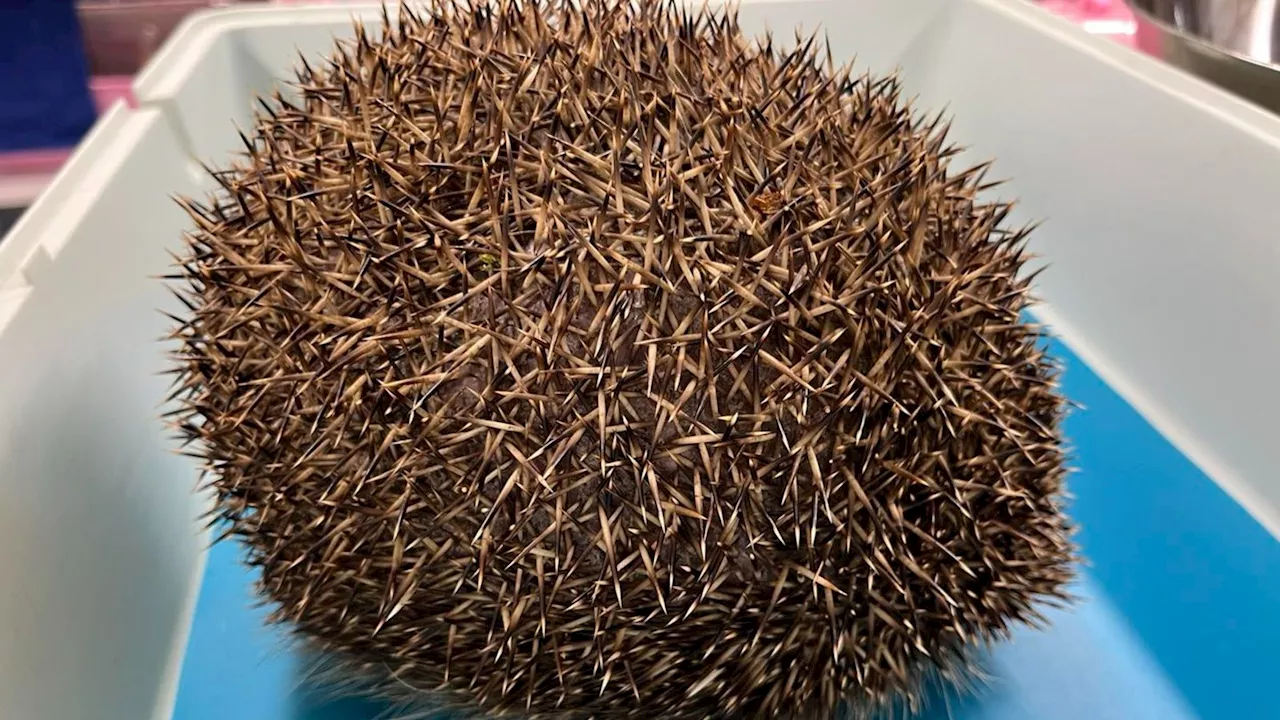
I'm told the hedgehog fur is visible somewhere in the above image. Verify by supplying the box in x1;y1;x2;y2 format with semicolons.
169;1;1076;718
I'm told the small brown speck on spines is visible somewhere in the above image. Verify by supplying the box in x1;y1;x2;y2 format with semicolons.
168;1;1075;718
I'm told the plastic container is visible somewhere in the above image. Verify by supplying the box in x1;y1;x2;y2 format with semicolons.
3;1;1280;718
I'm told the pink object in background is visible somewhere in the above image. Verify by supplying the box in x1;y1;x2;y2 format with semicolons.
77;1;269;75
90;75;137;112
0;76;134;208
1040;0;1137;46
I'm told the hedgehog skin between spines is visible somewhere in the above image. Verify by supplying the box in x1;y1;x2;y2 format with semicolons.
169;1;1075;717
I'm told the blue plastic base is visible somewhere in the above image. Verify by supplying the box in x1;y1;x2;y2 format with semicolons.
172;334;1280;719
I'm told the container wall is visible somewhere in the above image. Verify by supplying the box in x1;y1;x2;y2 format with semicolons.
891;3;1280;714
0;106;210;720
892;0;1280;537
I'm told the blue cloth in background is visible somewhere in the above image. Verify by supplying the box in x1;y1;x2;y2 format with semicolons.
0;1;96;152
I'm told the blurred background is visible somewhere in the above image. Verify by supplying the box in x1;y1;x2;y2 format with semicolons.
0;0;1204;239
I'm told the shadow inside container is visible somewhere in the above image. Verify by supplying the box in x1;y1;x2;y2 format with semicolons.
287;657;996;720
910;683;989;720
863;662;996;720
289;684;392;720
287;654;455;720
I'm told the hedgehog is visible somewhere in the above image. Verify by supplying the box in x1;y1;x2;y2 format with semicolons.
167;1;1076;718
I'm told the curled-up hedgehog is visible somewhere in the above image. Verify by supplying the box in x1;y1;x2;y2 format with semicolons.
168;1;1075;718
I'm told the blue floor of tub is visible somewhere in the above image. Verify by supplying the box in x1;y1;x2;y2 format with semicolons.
171;336;1280;720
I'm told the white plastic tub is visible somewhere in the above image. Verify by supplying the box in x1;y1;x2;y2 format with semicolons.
3;1;1280;719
